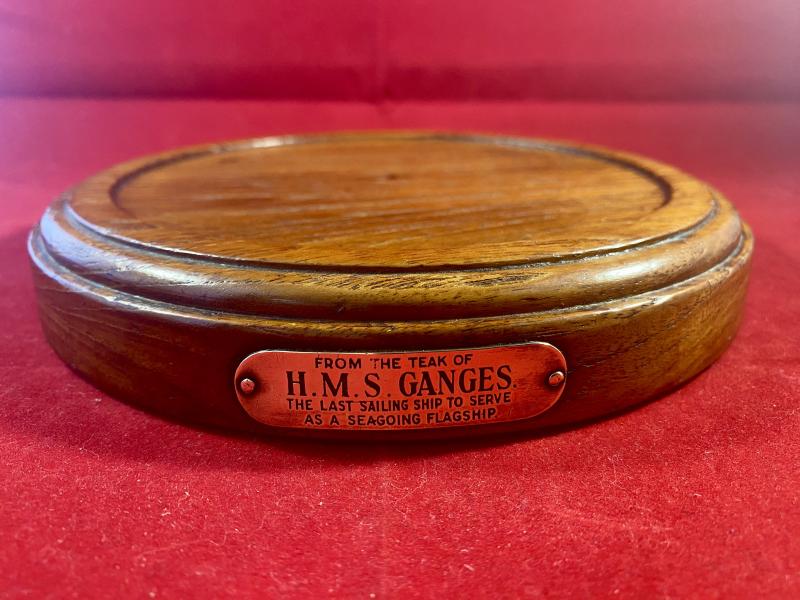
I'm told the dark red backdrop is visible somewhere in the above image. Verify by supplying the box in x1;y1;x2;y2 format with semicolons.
1;1;799;598
1;0;799;101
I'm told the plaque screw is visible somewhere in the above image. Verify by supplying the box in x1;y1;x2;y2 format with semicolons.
547;370;565;387
239;377;256;394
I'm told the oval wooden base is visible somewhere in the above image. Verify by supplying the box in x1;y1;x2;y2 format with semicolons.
28;133;753;439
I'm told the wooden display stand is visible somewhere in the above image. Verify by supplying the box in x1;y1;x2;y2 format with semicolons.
29;132;753;438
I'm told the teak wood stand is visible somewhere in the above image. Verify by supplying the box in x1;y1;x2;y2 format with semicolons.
29;132;753;439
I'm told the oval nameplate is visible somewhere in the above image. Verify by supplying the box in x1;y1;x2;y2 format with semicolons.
234;343;566;431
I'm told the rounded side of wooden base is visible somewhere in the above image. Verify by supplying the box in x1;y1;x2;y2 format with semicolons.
28;225;753;440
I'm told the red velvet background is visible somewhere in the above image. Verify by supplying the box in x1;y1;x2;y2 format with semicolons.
1;2;799;598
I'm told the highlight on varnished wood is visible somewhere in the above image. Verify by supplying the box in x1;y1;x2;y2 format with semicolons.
28;131;753;439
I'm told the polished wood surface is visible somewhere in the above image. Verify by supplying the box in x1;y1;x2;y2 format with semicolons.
29;132;753;438
72;133;708;267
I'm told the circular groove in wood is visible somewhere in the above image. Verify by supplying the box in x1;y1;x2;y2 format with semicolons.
66;132;715;270
60;193;720;274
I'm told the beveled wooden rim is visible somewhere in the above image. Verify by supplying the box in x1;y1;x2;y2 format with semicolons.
29;222;752;342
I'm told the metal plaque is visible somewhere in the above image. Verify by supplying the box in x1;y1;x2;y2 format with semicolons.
234;343;566;431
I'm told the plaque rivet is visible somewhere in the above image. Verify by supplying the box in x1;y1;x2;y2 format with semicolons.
239;377;256;394
547;370;565;387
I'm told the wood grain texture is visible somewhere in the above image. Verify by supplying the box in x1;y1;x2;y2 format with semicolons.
28;132;753;439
